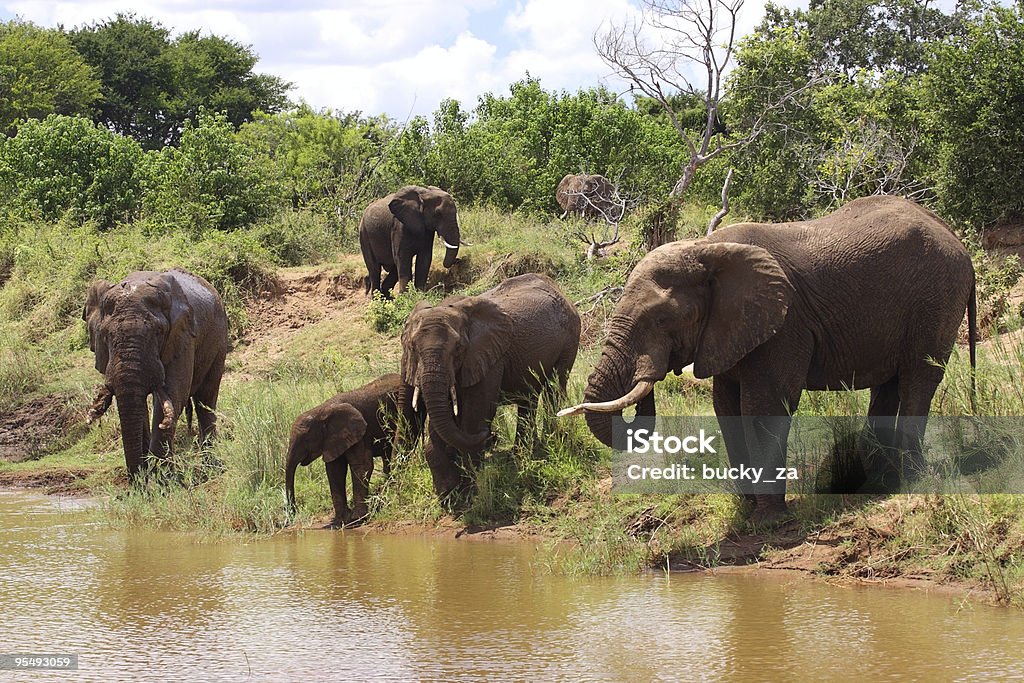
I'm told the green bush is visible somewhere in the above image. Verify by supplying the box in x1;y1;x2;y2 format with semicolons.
365;289;431;335
143;110;283;234
0;115;148;228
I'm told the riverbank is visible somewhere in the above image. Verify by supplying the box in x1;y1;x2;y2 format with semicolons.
3;206;1024;606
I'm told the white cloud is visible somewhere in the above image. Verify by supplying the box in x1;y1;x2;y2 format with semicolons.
2;0;805;119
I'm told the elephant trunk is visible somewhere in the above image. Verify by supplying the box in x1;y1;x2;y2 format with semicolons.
440;221;461;268
107;335;163;477
285;441;300;514
421;370;487;452
577;325;660;447
116;392;149;478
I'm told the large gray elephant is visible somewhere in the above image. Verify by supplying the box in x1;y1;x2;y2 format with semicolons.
359;185;464;298
284;374;421;528
561;196;977;523
83;268;229;478
556;173;623;222
400;273;581;504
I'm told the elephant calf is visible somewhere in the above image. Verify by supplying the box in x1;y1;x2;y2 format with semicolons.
285;374;419;528
399;273;581;505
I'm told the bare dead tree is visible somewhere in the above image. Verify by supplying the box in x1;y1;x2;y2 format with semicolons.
563;183;642;259
807;117;933;207
596;0;822;241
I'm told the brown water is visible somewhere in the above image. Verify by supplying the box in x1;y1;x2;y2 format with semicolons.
2;490;1023;682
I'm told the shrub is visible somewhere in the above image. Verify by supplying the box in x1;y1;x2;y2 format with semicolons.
143;109;283;234
0;115;147;228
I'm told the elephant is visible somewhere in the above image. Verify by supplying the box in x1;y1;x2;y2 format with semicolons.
83;268;229;479
560;195;977;523
359;185;465;298
556;173;623;222
284;374;421;528
399;273;581;504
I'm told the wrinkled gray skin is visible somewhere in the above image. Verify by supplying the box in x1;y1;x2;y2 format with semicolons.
359;185;462;298
284;374;421;528
570;196;977;523
83;269;228;479
556;173;623;222
400;273;581;505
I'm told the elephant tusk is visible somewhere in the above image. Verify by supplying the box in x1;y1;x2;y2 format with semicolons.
450;386;459;417
154;387;175;430
557;381;656;417
460;239;473;246
441;238;459;250
412;385;420;411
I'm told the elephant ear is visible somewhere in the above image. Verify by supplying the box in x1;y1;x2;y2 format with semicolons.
692;242;794;379
83;279;114;372
388;186;425;233
321;404;368;464
159;274;197;366
400;300;435;386
460;299;513;387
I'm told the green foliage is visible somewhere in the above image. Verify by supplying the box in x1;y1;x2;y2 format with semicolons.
69;13;291;148
423;79;689;211
925;2;1024;226
67;14;175;146
144;110;283;233
0;20;101;134
0;115;148;228
365;289;432;335
961;229;1024;331
237;106;399;220
249;210;344;266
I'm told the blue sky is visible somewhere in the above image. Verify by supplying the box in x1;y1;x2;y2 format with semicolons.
3;1;798;119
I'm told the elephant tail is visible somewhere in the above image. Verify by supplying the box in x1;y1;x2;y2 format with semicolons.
968;283;977;414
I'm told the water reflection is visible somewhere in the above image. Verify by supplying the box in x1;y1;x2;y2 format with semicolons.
1;490;1023;682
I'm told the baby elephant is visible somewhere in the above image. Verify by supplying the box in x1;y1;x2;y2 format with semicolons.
284;374;417;528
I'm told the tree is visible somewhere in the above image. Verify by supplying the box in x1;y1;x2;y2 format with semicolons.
71;14;292;148
727;0;952;219
0;20;101;134
596;0;817;247
166;31;291;133
925;2;1024;226
69;14;175;147
0;115;147;228
144;110;282;233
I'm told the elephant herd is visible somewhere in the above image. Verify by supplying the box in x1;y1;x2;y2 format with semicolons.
83;191;977;527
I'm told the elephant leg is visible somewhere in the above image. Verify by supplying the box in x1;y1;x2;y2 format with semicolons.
380;267;399;299
713;378;756;511
513;396;537;452
347;445;373;526
891;367;943;488
413;247;433;292
741;384;801;525
324;456;349;528
458;385;499;472
148;393;176;465
194;354;225;447
395;250;415;295
367;264;382;295
856;376;902;493
424;427;463;506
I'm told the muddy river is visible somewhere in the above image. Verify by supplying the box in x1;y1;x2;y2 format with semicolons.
1;489;1023;681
